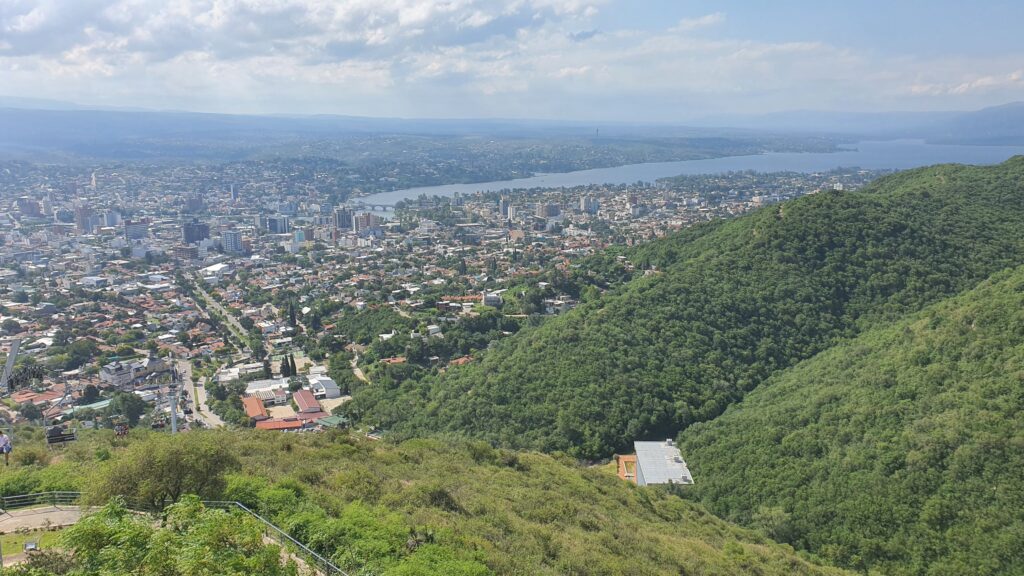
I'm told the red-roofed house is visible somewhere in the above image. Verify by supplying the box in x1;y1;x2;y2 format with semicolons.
255;419;304;431
293;389;321;413
242;396;269;421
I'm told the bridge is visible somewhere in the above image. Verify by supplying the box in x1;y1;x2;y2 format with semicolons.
348;201;397;212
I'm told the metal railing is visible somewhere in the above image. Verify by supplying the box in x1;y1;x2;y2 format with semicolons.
0;492;346;576
1;491;82;511
203;500;346;576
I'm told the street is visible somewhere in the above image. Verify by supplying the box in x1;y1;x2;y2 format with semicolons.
177;360;224;429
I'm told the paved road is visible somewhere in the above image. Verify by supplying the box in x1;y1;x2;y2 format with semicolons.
178;360;224;429
192;280;251;355
0;506;89;533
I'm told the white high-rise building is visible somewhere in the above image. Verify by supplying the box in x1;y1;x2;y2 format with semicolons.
222;230;243;253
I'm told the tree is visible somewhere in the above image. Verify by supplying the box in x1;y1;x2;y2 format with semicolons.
79;384;100;405
263;358;272;379
108;391;148;425
87;433;240;510
280;357;291;377
18;402;41;421
289;354;297;376
1;318;21;334
60;497;297;575
12;291;28;303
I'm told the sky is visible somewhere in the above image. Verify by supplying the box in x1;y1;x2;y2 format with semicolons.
1;0;1022;121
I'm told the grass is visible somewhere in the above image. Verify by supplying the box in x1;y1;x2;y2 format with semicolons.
0;528;63;559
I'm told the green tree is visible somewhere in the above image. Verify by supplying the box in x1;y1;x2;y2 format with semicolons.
87;433;239;510
108;392;149;425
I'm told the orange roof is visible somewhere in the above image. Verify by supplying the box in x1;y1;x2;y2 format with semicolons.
255;419;303;430
293;389;320;413
242;396;269;420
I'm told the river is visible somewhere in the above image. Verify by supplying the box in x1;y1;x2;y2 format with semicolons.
357;140;1024;207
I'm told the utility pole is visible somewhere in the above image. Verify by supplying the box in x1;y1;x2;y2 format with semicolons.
168;353;180;434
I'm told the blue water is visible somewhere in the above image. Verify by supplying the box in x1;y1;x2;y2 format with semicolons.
358;140;1024;206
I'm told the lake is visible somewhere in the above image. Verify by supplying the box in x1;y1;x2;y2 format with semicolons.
358;140;1024;207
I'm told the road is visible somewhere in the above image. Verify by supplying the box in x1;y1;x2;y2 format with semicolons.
191;279;251;355
178;360;224;429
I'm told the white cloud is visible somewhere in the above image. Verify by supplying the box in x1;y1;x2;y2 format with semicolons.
0;0;1021;119
672;12;725;33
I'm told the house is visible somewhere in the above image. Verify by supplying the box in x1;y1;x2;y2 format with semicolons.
616;440;693;486
242;396;269;421
245;377;289;396
293;389;321;413
99;352;171;389
99;361;135;388
307;374;341;399
255;418;304;431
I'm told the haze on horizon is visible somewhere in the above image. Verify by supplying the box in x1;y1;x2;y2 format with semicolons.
1;0;1023;122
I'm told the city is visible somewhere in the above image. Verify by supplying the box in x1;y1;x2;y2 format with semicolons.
0;161;884;435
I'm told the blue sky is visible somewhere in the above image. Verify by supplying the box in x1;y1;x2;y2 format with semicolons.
1;0;1021;121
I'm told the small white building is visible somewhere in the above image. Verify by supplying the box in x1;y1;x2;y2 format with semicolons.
307;374;341;399
631;440;694;486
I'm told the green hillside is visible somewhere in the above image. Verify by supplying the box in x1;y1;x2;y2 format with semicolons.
0;430;846;576
347;158;1024;458
679;266;1024;575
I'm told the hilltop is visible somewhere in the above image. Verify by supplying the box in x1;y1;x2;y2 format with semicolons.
0;430;845;576
346;157;1024;458
679;265;1024;575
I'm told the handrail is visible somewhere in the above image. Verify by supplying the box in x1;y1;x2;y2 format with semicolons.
202;501;346;576
1;491;82;510
0;492;345;576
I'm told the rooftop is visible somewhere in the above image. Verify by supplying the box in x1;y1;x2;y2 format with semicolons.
633;440;694;486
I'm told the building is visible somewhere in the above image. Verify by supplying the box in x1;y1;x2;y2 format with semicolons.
75;206;94;234
353;212;382;235
221;230;243;254
185;195;205;212
333;207;353;230
16;197;42;218
99;361;135;389
580;195;600;214
536;203;561;218
307;374;342;399
481;291;503;307
99;353;170;390
267;216;291;234
182;219;210;244
616;440;693;486
173;246;199;260
293;389;321;413
123;220;149;240
242;396;269;421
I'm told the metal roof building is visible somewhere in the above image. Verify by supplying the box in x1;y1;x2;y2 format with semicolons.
632;440;694;486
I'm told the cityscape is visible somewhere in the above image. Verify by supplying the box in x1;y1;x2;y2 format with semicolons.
0;0;1022;574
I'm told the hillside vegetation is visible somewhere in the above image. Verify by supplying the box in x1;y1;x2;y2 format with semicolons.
0;430;846;576
347;158;1024;458
679;265;1024;575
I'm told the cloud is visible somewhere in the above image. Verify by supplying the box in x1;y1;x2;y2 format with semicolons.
0;0;1021;119
909;69;1024;96
672;12;725;32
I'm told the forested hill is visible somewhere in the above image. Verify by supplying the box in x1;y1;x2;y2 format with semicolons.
346;157;1024;458
678;265;1024;575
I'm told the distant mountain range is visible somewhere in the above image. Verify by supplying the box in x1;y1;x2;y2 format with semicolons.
1;97;1022;157
695;102;1024;144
